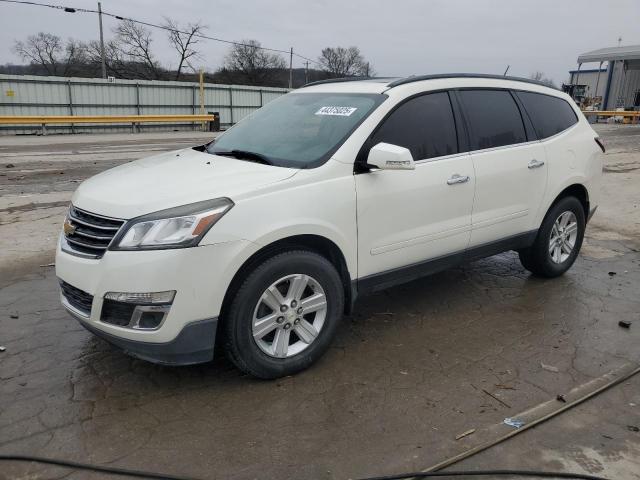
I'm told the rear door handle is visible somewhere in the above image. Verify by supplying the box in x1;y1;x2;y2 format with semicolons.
447;174;470;185
528;159;545;169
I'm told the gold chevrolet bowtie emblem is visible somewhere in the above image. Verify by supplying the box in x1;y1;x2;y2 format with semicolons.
63;218;76;236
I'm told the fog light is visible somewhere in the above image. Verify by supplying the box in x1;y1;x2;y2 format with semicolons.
138;310;166;329
104;290;175;305
130;305;170;330
101;291;175;330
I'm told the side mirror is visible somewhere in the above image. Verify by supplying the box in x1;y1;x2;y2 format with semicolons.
366;142;415;171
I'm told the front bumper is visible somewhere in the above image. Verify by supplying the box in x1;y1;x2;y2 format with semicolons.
70;305;218;365
56;236;254;364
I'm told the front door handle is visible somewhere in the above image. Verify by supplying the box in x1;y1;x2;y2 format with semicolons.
447;174;470;185
528;159;545;169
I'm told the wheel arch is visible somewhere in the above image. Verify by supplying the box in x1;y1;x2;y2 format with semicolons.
219;235;355;327
550;183;590;220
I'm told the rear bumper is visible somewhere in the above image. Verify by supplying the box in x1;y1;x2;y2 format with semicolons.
69;304;218;365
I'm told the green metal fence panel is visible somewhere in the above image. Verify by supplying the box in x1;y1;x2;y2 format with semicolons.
0;74;289;135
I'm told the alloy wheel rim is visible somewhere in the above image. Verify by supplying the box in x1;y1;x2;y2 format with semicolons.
252;274;327;358
549;211;578;264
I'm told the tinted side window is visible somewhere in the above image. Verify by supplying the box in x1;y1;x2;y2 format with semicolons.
516;91;578;139
458;90;526;150
370;92;458;160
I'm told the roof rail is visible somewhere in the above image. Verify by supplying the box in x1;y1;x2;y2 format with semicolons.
303;76;397;87
301;73;557;90
387;73;557;89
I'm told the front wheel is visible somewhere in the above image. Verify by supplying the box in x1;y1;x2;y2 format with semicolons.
519;196;586;278
222;250;344;379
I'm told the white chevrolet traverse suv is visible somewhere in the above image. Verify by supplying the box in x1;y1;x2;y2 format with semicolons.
56;74;603;378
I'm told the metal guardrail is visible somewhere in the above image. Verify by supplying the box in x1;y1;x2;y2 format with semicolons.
0;114;217;134
0;114;216;124
0;110;634;134
581;110;640;124
581;110;640;117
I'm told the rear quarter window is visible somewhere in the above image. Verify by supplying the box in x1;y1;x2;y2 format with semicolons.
515;91;578;139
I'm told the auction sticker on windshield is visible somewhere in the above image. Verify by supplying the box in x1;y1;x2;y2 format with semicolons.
315;106;358;116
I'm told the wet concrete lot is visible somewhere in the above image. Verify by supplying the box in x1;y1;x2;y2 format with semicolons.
1;126;639;479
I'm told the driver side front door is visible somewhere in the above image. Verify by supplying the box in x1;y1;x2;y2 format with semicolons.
355;91;475;289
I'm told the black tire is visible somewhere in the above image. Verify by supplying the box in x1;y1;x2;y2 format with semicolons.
519;196;586;278
222;250;344;379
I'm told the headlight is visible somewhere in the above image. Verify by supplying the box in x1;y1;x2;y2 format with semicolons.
111;198;233;250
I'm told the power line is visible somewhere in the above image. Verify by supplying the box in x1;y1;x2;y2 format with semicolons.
0;0;321;65
0;0;288;53
293;52;321;66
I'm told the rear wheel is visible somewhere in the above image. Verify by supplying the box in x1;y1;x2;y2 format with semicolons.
223;250;344;379
519;196;585;278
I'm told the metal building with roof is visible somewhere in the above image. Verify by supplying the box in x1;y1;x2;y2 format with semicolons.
571;44;640;110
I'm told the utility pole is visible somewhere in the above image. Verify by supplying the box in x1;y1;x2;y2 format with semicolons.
304;61;309;84
199;69;205;114
289;47;293;89
199;68;205;131
97;2;107;79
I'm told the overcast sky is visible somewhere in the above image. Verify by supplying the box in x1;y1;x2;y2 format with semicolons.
0;0;638;84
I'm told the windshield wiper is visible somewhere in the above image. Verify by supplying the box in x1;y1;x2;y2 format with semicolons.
212;149;273;165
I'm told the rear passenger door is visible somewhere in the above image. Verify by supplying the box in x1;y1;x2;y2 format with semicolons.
355;91;475;280
458;89;548;247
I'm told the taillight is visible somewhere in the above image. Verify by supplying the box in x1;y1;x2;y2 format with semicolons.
595;137;605;153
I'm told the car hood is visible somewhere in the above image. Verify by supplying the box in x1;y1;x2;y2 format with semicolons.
72;147;299;219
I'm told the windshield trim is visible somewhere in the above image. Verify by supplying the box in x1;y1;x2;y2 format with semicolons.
207;92;388;169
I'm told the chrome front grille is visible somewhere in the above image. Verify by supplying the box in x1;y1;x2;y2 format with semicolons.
62;206;125;258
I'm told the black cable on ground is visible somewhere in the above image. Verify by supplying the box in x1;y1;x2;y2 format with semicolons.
0;454;201;480
0;455;611;480
354;470;610;480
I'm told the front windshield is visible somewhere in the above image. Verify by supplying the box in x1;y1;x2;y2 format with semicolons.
207;92;385;168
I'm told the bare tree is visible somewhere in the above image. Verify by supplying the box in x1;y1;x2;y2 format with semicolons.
114;20;160;79
85;39;128;77
530;71;557;88
13;33;88;76
222;40;286;85
13;32;63;75
163;18;206;80
318;46;372;78
62;38;88;76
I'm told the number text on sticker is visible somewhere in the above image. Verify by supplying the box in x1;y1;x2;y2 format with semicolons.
315;106;357;116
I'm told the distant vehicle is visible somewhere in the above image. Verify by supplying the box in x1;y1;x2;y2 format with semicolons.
56;74;604;378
